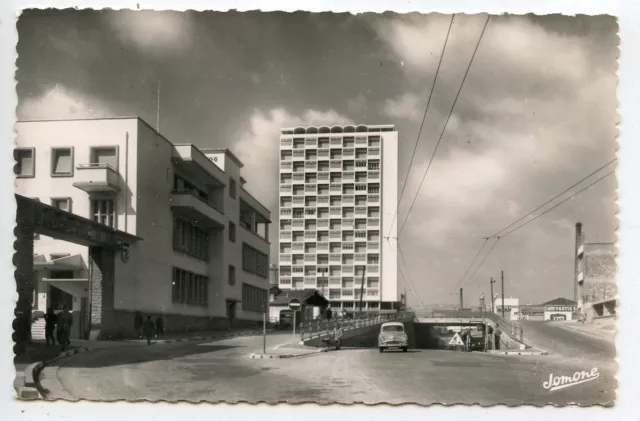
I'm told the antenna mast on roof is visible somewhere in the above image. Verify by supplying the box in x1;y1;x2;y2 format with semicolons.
156;80;161;133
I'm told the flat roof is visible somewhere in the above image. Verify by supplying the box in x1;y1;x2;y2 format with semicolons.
199;147;245;169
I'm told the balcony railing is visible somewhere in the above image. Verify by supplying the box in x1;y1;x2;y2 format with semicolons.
342;290;354;297
367;265;380;273
318;242;329;251
343;195;355;204
317;218;329;228
367;242;380;250
305;138;317;148
281;161;292;170
368;218;380;226
304;232;316;240
280;254;292;262
329;276;341;285
369;171;380;179
343;171;355;181
318;195;329;204
330;137;342;146
368;147;380;156
342;265;354;274
330;254;341;263
292;196;305;206
280;185;292;194
342;218;354;229
305;161;317;170
355;253;366;262
304;255;316;263
343;148;354;157
368;194;380;203
318;172;329;181
329;230;342;240
330;184;342;192
280;277;292;284
292;220;304;229
281;138;293;147
280;231;292;240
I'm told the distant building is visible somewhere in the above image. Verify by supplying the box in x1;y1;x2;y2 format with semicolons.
541;297;578;321
574;222;617;321
494;296;519;321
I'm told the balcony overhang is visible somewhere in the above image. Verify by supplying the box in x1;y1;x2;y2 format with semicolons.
41;278;89;298
170;192;226;229
172;145;226;188
16;194;143;249
72;164;120;193
240;189;271;223
34;253;85;271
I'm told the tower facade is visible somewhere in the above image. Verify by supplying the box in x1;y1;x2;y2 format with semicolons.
277;125;399;312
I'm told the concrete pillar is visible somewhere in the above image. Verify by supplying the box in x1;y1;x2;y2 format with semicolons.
13;222;35;354
89;247;116;340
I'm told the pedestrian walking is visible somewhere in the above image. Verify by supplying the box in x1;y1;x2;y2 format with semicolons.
44;307;57;347
155;315;164;338
134;311;143;338
142;316;156;346
56;305;73;351
494;324;502;351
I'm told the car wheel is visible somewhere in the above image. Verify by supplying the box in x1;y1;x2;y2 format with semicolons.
379;347;384;353
402;347;408;352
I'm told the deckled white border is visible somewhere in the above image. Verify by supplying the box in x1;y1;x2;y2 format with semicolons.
1;1;638;420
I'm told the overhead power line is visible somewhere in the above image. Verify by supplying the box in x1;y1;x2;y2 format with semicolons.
397;242;425;306
498;170;615;239
451;237;490;291
490;158;617;239
457;166;616;290
456;237;501;291
387;14;456;238
398;14;491;237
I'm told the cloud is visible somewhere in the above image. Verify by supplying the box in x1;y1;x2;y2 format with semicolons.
232;108;353;256
17;84;121;120
106;11;193;56
374;14;617;303
383;92;424;122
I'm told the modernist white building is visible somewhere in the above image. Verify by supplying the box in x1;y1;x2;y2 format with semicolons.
277;124;399;312
14;117;271;338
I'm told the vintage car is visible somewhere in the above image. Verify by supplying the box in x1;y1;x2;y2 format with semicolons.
378;321;408;352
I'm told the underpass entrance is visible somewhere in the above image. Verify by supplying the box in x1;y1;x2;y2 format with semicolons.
13;194;141;355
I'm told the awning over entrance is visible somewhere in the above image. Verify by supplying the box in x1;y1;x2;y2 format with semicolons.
41;277;89;298
34;253;85;271
16;194;142;249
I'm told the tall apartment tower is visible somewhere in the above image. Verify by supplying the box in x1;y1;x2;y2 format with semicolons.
277;124;399;313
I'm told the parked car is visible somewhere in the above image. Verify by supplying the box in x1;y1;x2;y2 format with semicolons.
378;322;408;352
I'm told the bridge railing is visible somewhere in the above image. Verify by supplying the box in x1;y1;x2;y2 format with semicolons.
300;311;414;341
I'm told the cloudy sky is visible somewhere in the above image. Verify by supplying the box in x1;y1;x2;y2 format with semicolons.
15;10;618;307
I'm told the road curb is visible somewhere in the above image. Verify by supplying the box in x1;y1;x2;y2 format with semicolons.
26;329;267;400
488;350;548;356
249;348;326;360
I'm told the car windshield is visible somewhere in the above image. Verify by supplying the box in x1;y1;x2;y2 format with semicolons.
382;325;403;333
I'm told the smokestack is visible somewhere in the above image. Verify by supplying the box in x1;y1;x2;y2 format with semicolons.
459;288;464;310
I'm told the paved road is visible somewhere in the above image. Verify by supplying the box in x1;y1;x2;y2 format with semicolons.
41;330;615;405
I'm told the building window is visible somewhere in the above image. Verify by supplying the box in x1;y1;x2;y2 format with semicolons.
14;148;35;177
229;178;237;199
51;147;74;176
91;199;115;228
172;267;208;306
229;221;236;242
51;198;72;212
173;218;209;261
242;243;269;278
229;265;236;286
242;283;268;313
90;146;118;169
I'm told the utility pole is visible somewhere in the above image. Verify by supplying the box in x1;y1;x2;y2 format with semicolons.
501;270;505;319
156;80;161;133
459;287;464;310
358;265;366;316
262;300;267;354
490;277;496;312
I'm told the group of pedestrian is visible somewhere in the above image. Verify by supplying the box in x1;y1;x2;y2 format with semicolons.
134;312;165;346
44;305;73;351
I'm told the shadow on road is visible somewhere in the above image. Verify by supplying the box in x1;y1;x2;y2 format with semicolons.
46;343;243;369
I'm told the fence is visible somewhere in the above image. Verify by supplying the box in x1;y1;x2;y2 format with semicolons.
300;311;414;341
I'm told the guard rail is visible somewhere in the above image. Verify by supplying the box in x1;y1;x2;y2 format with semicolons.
300;311;414;341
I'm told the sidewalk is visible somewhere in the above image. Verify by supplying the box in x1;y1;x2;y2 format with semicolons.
551;321;616;341
14;327;267;398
